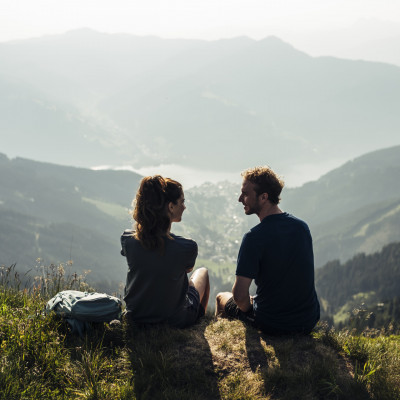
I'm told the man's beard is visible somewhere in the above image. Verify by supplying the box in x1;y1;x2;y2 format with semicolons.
245;202;262;216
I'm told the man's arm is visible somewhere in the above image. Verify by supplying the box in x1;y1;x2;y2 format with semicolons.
232;275;253;312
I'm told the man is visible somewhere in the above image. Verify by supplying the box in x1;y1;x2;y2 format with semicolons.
215;166;320;335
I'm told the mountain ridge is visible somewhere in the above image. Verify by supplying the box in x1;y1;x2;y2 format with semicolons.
1;29;399;174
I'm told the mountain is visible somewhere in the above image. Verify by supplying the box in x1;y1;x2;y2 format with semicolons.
0;75;126;166
312;197;400;267
99;35;400;171
282;145;400;225
0;153;142;286
1;29;399;174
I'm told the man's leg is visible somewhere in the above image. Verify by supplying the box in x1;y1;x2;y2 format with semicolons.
189;267;210;312
215;292;233;317
216;293;256;328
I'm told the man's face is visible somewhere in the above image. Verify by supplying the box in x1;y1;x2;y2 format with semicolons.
238;180;262;216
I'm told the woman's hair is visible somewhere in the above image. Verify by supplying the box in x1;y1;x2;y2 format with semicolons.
132;175;183;250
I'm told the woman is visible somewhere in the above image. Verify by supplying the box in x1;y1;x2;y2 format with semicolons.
121;175;210;328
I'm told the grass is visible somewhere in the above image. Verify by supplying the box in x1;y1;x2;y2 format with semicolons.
1;264;400;400
333;291;377;325
81;197;129;220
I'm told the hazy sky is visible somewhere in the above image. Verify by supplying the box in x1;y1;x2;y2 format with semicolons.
2;0;400;43
2;0;400;187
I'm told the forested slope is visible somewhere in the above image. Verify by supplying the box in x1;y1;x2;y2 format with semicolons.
316;242;400;328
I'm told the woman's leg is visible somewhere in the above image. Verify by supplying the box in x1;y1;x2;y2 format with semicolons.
189;267;210;312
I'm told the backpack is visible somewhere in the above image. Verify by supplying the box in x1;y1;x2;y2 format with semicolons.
46;290;123;337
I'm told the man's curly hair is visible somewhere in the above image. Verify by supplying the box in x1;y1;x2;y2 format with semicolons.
241;166;284;204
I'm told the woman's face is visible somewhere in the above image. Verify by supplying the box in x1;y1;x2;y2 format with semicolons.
169;194;186;223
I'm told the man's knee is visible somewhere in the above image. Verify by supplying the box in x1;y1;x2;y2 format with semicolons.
215;292;225;305
215;292;232;316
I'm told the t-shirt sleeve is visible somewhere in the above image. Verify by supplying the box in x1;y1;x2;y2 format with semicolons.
236;232;260;279
120;229;134;257
187;240;198;269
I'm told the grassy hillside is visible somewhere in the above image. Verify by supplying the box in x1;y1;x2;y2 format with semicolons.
312;197;400;267
0;154;141;286
1;265;400;400
282;145;400;225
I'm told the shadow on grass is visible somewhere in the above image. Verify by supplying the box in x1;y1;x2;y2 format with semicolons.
125;315;221;400
245;326;373;400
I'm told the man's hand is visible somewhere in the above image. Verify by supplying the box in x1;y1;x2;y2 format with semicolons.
232;275;253;312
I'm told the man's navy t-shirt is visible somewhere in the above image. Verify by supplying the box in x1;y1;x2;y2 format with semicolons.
236;212;320;333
